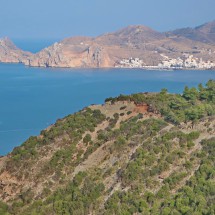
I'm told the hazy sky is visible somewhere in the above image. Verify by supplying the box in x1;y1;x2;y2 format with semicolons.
0;0;214;40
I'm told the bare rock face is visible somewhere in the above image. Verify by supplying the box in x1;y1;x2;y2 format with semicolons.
26;39;113;68
0;38;32;63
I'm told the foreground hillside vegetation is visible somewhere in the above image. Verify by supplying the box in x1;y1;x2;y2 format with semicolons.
0;80;215;215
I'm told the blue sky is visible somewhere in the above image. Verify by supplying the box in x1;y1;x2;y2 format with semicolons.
0;0;214;40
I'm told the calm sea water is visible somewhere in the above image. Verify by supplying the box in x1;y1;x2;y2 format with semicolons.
14;39;59;53
0;63;214;155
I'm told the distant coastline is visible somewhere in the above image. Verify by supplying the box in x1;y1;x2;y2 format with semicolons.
0;61;215;71
1;20;215;70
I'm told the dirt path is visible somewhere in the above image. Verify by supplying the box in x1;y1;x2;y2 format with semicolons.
72;140;113;177
155;129;215;194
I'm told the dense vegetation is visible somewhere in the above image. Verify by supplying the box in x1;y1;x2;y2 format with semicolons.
0;80;214;215
104;137;215;215
106;80;215;125
6;108;106;175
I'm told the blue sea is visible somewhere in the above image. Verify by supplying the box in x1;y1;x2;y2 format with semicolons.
0;60;215;155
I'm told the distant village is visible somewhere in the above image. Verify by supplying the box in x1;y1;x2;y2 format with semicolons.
116;54;215;70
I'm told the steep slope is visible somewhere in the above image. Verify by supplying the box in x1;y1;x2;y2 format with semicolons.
167;20;215;45
0;81;215;215
0;38;32;64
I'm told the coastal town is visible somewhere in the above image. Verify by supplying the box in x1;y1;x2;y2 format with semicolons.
116;54;215;70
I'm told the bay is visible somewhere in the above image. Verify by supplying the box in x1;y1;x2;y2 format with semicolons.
0;63;214;155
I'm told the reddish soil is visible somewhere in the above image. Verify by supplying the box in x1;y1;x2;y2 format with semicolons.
134;104;149;113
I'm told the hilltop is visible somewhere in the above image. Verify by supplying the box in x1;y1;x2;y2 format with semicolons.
1;21;215;69
0;80;214;214
167;20;215;44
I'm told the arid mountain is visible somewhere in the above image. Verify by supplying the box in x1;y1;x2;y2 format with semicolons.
23;25;166;68
96;25;166;45
0;21;215;69
0;81;215;214
0;38;32;64
167;20;215;45
23;24;215;69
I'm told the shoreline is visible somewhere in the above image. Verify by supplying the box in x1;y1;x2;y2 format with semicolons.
0;62;215;71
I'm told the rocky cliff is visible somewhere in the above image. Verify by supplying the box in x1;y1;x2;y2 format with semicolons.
0;38;32;64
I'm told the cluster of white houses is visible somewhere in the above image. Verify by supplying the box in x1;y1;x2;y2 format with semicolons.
115;58;145;68
158;55;215;69
116;55;215;70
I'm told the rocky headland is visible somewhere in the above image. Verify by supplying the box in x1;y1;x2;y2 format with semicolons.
0;38;32;64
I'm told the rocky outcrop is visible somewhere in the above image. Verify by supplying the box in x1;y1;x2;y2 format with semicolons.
0;38;32;63
25;40;113;68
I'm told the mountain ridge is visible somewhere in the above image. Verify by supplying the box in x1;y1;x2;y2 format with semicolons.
0;21;215;69
167;20;215;44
